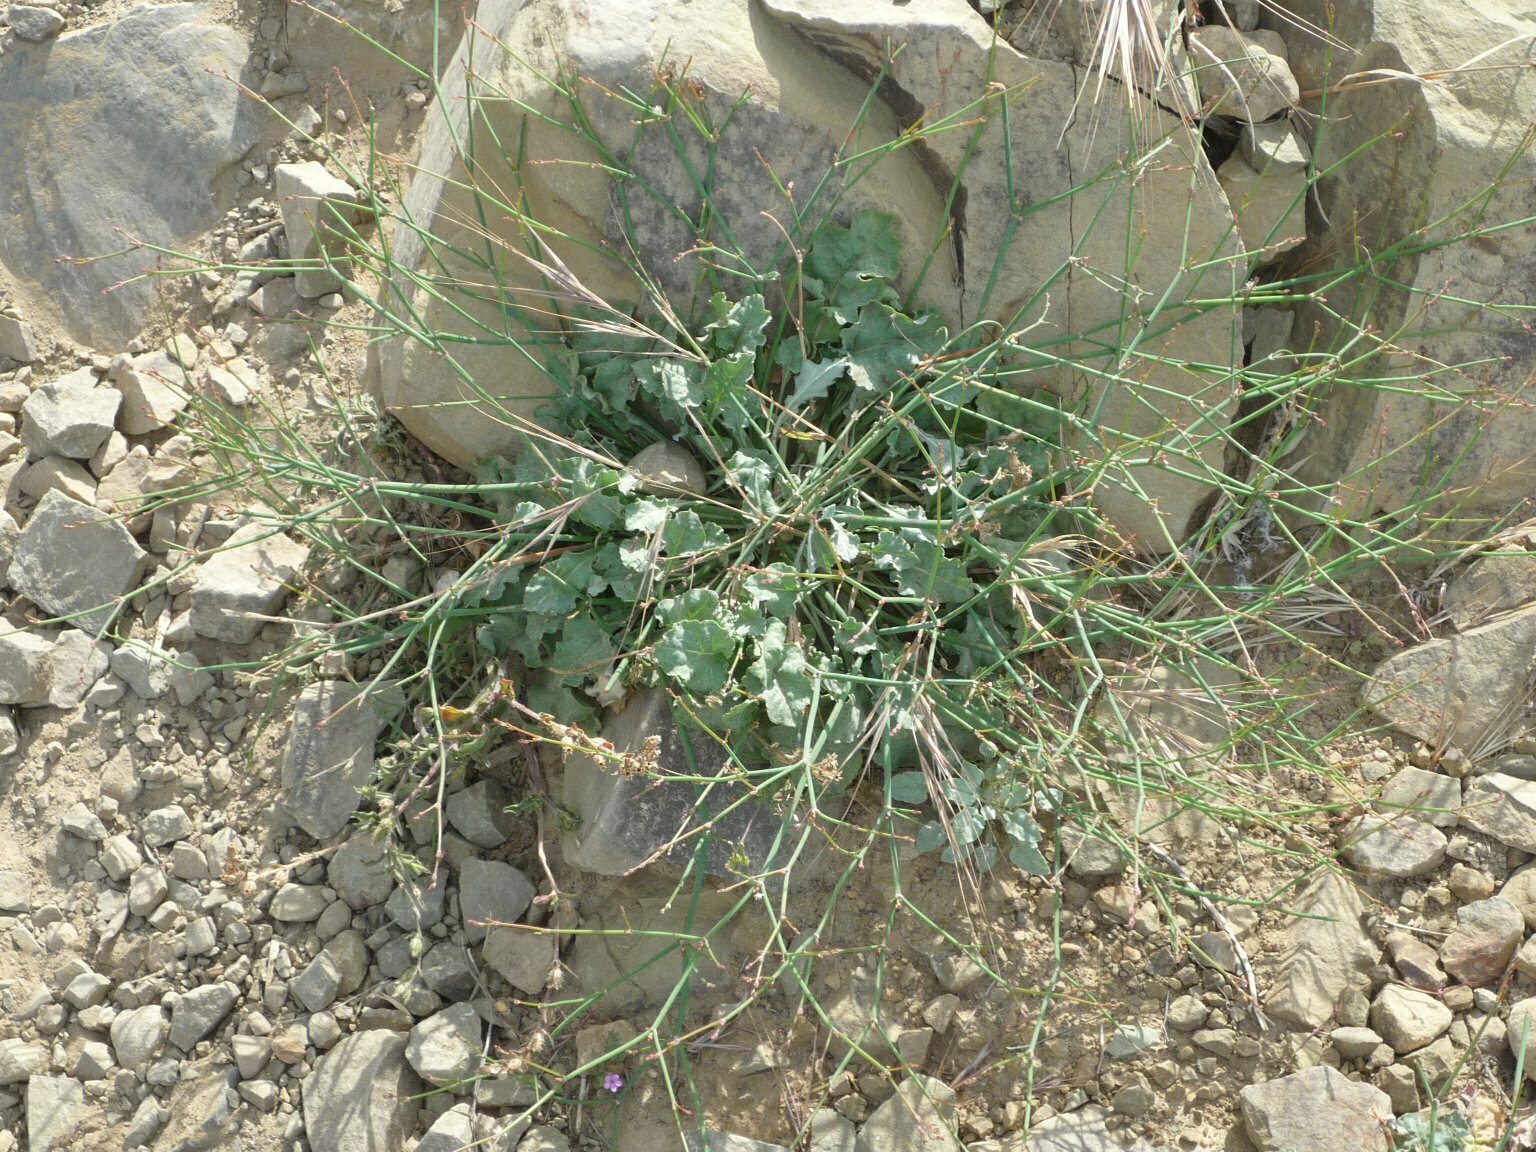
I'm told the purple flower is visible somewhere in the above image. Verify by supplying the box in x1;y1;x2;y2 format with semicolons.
603;1072;624;1094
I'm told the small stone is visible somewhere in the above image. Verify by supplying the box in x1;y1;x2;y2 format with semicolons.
123;1097;167;1151
855;1074;963;1152
1166;994;1208;1031
99;834;142;882
1339;814;1447;878
1370;984;1453;1054
238;1080;279;1112
327;835;395;909
20;373;120;459
1375;766;1463;828
457;858;534;944
406;1002;482;1084
26;1076;83;1151
110;1005;168;1070
141;803;191;846
418;1107;476;1152
420;942;478;1001
188;521;310;644
303;1029;421;1152
0;1038;45;1084
61;970;111;1010
929;952;985;994
1439;896;1524;985
481;926;556;996
71;1040;115;1081
444;779;517;848
627;442;707;496
1104;1023;1163;1059
1386;931;1447;990
59;801;109;841
231;1034;271;1079
127;864;168;917
8;491;146;636
280;681;400;839
168;981;239;1051
921;994;960;1034
274;162;360;298
6;5;65;40
1240;1065;1393;1149
270;883;331;922
183;915;218;957
385;876;446;932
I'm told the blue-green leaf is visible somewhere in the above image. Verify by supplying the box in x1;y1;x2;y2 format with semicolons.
786;357;847;411
664;510;728;556
746;620;814;727
888;771;929;806
654;619;737;693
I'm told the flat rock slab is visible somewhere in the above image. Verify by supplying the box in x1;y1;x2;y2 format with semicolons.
188;521;310;643
1263;871;1378;1030
8;489;146;635
1025;1105;1166;1152
303;1029;420;1152
0;3;264;345
855;1075;963;1152
281;681;403;840
1462;772;1536;854
1364;601;1536;749
1240;1065;1392;1152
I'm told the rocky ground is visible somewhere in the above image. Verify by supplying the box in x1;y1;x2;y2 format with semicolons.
5;1;1536;1152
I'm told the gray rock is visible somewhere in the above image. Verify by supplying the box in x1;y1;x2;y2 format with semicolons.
810;1110;856;1152
406;1002;482;1083
628;442;707;496
189;521;310;643
684;1135;790;1152
0;4;264;344
1374;766;1462;828
327;835;395;909
0;625;52;705
292;932;369;1013
420;942;479;1001
6;4;63;40
270;883;331;922
110;1005;168;1070
1387;931;1448;990
1331;1026;1386;1060
1104;1023;1163;1060
1240;1065;1392;1151
1266;871;1378;1029
481;926;556;996
274;161;361;298
855;1074;963;1152
458;857;535;943
123;1097;167;1151
445;778;518;848
1440;896;1523;986
26;1076;82;1151
142;804;190;846
168;982;239;1051
115;351;191;435
0;314;37;361
1370;984;1453;1054
1061;825;1125;877
417;1106;476;1152
8;490;146;636
231;1034;271;1079
183;915;218;957
99;833;142;882
1509;997;1536;1079
1501;862;1536;929
61;970;110;1010
1366;605;1536;750
127;864;168;917
71;1040;114;1080
520;1128;572;1152
0;1037;44;1083
561;689;794;883
1462;772;1536;853
1188;25;1299;122
303;1029;421;1152
281;681;401;839
385;876;446;932
44;627;110;709
1339;814;1446;878
60;801;108;841
20;375;120;459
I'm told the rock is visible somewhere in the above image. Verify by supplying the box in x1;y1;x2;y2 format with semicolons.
855;1074;963;1152
684;1135;789;1152
72;1040;114;1080
20;455;96;505
292;931;369;1012
627;442;708;496
274;162;361;298
0;313;37;361
1370;984;1454;1054
1439;896;1523;985
561;689;793;880
1375;767;1462;828
26;1076;82;1152
810;1110;856;1152
127;864;168;917
1386;931;1448;991
115;351;191;435
168;982;239;1051
6;4;64;40
142;804;191;846
0;625;53;705
1217;153;1306;258
1339;814;1446;877
520;1128;572;1152
62;969;110;1009
420;943;478;1001
327;835;396;908
123;1097;167;1150
385;876;446;932
1242;120;1311;175
373;0;1243;550
20;372;120;460
458;858;535;944
481;926;556;996
95;448;192;529
231;1034;271;1080
0;4;264;344
270;884;331;922
1265;871;1379;1029
1462;771;1536;853
406;1002;482;1083
110;1005;168;1070
188;521;310;643
44;627;110;709
0;1038;44;1083
1240;1065;1392;1151
1188;25;1300;122
1501;862;1536;929
1060;826;1125;877
8;490;147;635
418;1107;477;1152
303;1029;421;1152
60;801;108;841
445;779;518;848
99;833;143;882
110;645;173;699
1331;1026;1387;1060
281;681;401;839
1367;605;1536;751
1509;997;1536;1078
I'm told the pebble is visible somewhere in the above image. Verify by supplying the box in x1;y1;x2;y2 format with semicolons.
231;1034;271;1079
327;835;395;909
1339;814;1447;877
444;779;518;848
1370;984;1453;1053
457;858;534;943
1240;1065;1392;1150
110;1005;168;1070
1439;896;1524;985
303;1029;421;1152
1386;930;1447;990
406;1002;483;1083
270;883;331;922
385;876;447;932
168;981;239;1051
26;1076;83;1151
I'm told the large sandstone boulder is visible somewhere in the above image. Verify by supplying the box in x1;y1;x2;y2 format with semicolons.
371;0;1250;551
0;3;263;344
1283;0;1536;528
